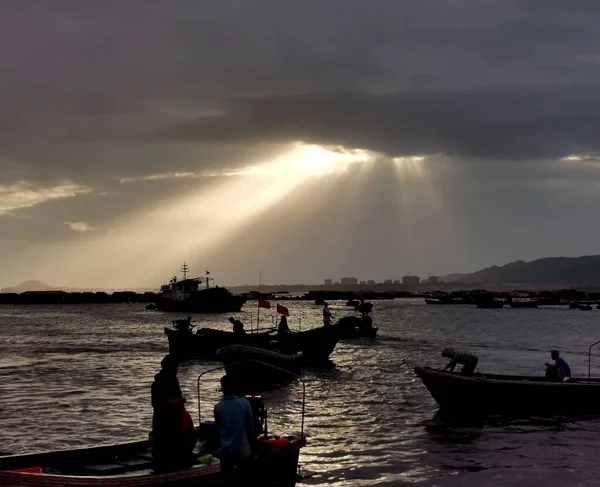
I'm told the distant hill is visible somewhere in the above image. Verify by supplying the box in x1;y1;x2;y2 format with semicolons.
1;280;54;292
458;255;600;285
1;281;157;293
440;273;469;283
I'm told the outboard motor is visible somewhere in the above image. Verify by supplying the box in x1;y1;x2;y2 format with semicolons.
245;394;267;436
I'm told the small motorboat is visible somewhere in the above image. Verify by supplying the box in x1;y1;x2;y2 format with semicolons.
217;344;302;390
346;299;360;307
0;361;308;486
145;303;157;310
415;347;600;417
331;316;378;339
578;304;593;310
354;302;373;314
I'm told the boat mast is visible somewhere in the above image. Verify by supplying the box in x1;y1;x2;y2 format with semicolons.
180;262;189;280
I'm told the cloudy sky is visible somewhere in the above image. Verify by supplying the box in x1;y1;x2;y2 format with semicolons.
2;0;600;289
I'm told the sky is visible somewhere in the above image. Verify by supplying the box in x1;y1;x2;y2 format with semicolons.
3;1;600;288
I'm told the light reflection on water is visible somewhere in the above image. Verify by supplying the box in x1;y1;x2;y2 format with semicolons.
2;300;600;485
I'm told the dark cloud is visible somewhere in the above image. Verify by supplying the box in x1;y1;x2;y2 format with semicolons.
159;86;600;161
4;1;600;286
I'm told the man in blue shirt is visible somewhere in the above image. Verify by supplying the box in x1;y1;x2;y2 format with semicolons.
214;375;255;476
545;350;572;381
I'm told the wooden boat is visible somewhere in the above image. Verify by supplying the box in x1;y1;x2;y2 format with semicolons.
330;316;378;339
165;324;340;365
216;344;302;390
415;362;600;417
346;299;360;306
0;362;308;486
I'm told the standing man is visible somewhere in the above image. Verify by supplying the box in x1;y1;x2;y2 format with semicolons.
323;302;332;327
151;355;195;471
214;375;255;479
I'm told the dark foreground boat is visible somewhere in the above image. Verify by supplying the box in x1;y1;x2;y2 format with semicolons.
331;316;378;339
217;344;302;390
0;362;308;486
415;366;600;417
165;325;340;365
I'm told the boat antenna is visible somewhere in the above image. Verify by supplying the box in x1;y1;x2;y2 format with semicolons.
180;262;189;280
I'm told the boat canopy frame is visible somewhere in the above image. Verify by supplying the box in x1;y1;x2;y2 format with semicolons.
196;359;306;439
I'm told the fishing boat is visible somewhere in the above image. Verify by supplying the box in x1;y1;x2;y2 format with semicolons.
415;346;600;416
0;361;308;486
154;264;245;313
165;323;340;365
331;316;378;339
217;344;302;390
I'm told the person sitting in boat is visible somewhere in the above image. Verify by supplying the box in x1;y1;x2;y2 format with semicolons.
173;316;193;332
323;302;332;327
441;348;478;375
229;317;246;336
545;350;571;381
214;375;256;478
151;354;195;471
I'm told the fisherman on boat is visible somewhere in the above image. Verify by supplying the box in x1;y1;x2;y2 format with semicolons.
323;302;332;327
229;316;247;339
441;348;478;375
214;375;256;479
151;354;196;471
545;350;571;381
173;316;194;332
278;315;292;337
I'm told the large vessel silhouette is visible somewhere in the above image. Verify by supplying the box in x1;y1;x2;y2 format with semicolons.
154;263;245;313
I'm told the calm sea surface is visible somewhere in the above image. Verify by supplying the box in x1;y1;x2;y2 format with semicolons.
2;299;600;486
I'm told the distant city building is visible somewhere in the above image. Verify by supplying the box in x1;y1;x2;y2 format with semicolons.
324;279;333;286
402;275;421;285
359;281;367;286
367;280;376;286
428;276;440;284
384;279;393;285
340;277;358;286
393;280;401;285
334;282;340;286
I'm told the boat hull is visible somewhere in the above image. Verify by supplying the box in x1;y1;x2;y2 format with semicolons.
415;366;600;416
330;316;378;339
155;295;244;313
217;345;301;390
166;326;340;365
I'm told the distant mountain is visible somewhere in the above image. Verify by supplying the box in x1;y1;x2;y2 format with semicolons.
1;281;157;293
1;280;54;292
458;255;600;285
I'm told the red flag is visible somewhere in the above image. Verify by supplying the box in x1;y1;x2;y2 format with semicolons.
258;299;271;309
276;303;289;316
